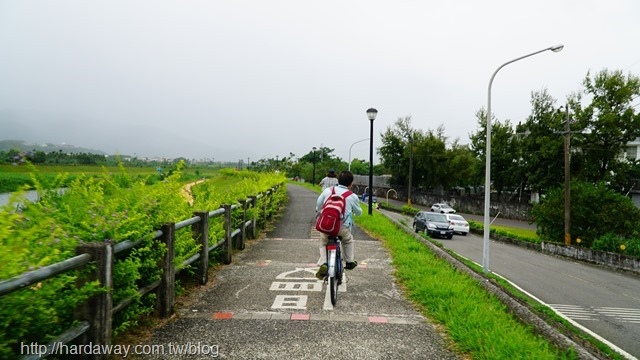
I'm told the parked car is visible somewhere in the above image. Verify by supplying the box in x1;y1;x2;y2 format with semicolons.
445;213;469;236
412;211;454;239
430;203;456;214
361;193;378;203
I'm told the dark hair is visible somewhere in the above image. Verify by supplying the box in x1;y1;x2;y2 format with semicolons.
338;170;354;186
328;169;336;177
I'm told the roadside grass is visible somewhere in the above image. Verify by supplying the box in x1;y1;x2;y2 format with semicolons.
429;236;623;359
393;215;622;359
492;224;538;240
297;185;619;358
467;219;540;243
355;209;579;359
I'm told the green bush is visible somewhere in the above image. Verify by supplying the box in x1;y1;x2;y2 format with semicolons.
591;233;640;258
0;163;286;358
531;181;640;247
401;205;419;216
0;172;34;192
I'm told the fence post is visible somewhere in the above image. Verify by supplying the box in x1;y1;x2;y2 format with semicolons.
222;204;233;264
157;223;175;318
267;188;274;220
75;240;114;359
192;212;209;285
238;199;247;250
262;191;268;227
249;196;257;239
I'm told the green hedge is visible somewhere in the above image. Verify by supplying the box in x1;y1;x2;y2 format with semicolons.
0;164;286;357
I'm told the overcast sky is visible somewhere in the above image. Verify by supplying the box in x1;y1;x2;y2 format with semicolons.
1;1;639;163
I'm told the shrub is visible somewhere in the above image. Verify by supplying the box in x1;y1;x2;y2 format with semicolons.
0;163;286;357
531;181;640;247
401;205;419;216
591;233;640;258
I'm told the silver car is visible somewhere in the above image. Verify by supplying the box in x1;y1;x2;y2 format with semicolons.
430;203;456;214
445;214;469;236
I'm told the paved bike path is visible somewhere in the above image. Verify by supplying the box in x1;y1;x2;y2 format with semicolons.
138;184;460;359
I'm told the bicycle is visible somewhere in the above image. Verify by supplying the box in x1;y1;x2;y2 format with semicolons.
324;235;344;305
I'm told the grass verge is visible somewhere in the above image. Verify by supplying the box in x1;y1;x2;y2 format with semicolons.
355;209;581;359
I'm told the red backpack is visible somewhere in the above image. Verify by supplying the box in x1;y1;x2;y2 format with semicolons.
315;187;353;236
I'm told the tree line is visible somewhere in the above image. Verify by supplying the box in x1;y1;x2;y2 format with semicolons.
258;69;640;199
250;68;640;248
1;148;110;166
375;69;640;198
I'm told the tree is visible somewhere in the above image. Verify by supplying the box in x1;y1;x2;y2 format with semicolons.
378;116;414;186
412;126;449;190
531;181;640;246
469;109;518;196
348;158;369;175
517;89;566;193
445;141;478;188
571;69;640;186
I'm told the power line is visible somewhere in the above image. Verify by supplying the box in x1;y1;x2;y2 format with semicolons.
626;57;640;70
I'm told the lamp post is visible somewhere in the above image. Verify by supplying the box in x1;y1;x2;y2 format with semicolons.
482;44;564;274
366;108;378;215
407;130;413;207
348;138;369;171
312;147;317;186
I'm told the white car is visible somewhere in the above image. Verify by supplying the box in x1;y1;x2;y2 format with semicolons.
445;214;469;235
430;203;456;214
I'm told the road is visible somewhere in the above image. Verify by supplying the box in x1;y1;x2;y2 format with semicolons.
139;185;460;359
380;198;640;359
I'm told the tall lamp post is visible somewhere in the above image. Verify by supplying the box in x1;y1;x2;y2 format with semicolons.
348;138;369;171
366;108;378;215
483;44;564;274
312;147;317;186
407;130;413;207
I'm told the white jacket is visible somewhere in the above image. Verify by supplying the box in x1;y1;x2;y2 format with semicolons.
316;185;362;227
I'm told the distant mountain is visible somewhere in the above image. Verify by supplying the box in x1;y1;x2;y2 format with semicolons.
0;139;108;155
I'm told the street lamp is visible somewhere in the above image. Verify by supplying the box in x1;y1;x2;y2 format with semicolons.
407;130;413;207
312;147;317;186
366;108;378;215
348;138;369;171
482;44;564;274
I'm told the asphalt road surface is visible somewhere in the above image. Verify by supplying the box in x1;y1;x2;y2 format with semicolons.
136;185;461;359
383;202;640;359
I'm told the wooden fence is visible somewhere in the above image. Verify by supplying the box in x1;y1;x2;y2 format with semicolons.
0;185;283;359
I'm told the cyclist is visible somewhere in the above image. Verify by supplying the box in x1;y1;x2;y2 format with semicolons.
315;170;362;279
319;169;339;190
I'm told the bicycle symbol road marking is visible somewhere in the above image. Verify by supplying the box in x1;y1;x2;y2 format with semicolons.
270;282;322;291
270;267;321;310
271;295;308;309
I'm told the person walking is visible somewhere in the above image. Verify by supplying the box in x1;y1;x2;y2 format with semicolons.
319;169;339;190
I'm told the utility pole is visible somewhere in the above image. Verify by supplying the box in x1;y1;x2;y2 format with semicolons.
564;103;571;246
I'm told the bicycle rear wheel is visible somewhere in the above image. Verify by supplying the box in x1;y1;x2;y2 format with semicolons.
327;237;341;306
330;274;338;305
